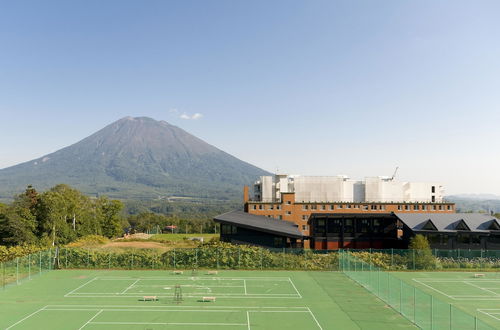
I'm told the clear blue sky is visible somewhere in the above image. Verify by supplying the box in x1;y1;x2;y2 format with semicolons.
1;0;499;195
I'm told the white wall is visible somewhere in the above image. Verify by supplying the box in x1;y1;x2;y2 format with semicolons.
253;174;444;203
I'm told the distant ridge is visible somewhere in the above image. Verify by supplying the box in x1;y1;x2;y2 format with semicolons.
0;117;270;200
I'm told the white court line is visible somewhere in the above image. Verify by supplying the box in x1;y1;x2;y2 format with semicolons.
464;281;500;297
307;307;323;330
69;292;298;296
412;279;500;282
478;309;500;322
78;309;103;330
5;306;48;330
247;311;251;330
45;309;237;312
45;304;309;309
65;295;301;299
95;277;292;281
90;321;247;326
244;280;247;295
121;279;140;294
289;278;303;298
412;279;455;299
65;277;98;297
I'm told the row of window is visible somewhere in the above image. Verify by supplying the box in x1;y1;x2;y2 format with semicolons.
251;204;453;211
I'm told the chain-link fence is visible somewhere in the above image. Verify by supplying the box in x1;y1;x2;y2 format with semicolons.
341;251;496;330
56;247;340;271
1;250;53;289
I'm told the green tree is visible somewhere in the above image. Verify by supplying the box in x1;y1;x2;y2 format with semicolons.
408;234;436;270
0;187;40;245
97;197;124;238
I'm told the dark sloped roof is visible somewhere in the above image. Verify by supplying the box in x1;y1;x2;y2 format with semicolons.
214;210;303;238
395;213;500;233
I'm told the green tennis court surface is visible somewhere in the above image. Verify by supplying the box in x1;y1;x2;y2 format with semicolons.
0;270;415;329
392;272;500;329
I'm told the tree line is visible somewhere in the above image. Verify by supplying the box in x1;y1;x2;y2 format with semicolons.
0;184;225;247
0;184;123;246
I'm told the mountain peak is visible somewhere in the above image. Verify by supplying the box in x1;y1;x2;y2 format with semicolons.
0;117;269;200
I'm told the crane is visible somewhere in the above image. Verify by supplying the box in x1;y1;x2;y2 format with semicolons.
390;166;399;181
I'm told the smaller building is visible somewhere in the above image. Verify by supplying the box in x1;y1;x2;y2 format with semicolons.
309;213;500;250
214;210;304;248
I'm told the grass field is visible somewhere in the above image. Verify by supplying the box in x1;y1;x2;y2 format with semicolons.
393;272;500;329
0;270;415;329
150;234;218;242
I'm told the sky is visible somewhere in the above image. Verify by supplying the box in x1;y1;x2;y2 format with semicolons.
0;0;499;195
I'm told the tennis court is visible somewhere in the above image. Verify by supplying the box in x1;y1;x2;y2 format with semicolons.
393;272;500;328
0;269;416;329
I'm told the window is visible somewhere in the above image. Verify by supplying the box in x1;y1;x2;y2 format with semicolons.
321;205;326;210
413;205;419;211
269;205;274;210
276;205;281;210
431;186;436;193
302;215;308;220
432;196;436;203
277;215;282;220
338;204;343;209
397;205;402;211
286;201;291;205
302;205;308;210
371;205;377;210
328;219;342;234
259;205;263;210
347;204;351;209
311;205;317;210
471;235;481;245
286;211;292;215
329;205;334;210
302;225;309;231
373;219;384;234
447;205;452;211
422;205;427;211
354;204;360;209
432;205;436;211
358;219;370;233
438;205;443;210
344;219;354;234
362;205;369;211
221;224;237;235
274;237;284;247
252;205;257;210
315;218;326;235
405;205;410;211
380;205;386;211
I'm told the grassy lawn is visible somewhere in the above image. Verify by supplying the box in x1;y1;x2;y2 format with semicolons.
151;233;218;242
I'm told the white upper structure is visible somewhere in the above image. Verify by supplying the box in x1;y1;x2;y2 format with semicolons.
253;174;444;203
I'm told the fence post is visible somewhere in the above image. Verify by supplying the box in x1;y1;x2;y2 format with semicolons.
449;303;452;330
28;254;31;280
391;248;394;270
16;257;19;285
413;287;416;323
430;295;434;330
399;279;402;313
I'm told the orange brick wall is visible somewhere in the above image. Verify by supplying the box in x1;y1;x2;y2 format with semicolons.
245;191;455;238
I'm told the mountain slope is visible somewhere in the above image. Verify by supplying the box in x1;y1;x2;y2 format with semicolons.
0;117;269;200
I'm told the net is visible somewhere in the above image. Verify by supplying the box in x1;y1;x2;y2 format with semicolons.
341;251;496;330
